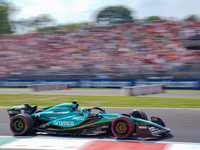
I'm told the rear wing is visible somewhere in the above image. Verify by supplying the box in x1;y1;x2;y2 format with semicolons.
7;104;37;120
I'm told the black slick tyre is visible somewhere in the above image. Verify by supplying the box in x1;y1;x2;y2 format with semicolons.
10;114;34;136
111;116;135;139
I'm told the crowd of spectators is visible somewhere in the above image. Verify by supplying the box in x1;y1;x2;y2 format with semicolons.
0;20;200;78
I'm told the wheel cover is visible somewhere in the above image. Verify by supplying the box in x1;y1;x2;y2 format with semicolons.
11;116;27;135
115;121;128;134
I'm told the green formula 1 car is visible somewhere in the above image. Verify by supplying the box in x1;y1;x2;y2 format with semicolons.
7;100;170;139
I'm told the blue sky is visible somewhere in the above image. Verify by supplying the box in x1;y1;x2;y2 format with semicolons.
8;0;200;24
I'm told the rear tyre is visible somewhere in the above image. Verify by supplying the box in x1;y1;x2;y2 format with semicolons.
10;114;34;136
111;116;135;139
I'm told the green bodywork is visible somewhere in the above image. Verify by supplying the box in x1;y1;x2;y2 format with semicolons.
8;102;170;137
30;103;164;129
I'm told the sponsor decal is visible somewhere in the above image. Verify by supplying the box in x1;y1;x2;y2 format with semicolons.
138;126;147;129
93;131;106;134
40;123;50;128
50;117;57;119
46;116;57;119
75;118;85;121
35;113;40;117
53;107;69;110
102;125;109;128
135;79;199;88
151;117;158;122
80;80;131;88
53;121;74;126
105;117;117;120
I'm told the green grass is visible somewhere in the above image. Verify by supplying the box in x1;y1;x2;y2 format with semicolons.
0;94;200;108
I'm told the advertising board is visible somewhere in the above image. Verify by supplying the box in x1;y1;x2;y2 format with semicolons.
0;79;199;90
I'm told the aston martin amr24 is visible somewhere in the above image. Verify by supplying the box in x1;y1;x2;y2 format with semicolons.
7;100;170;139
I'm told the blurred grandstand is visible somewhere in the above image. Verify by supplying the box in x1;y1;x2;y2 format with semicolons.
0;20;200;80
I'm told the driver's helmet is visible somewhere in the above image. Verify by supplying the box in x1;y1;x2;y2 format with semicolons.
71;99;79;111
72;99;77;104
80;107;89;115
82;107;87;112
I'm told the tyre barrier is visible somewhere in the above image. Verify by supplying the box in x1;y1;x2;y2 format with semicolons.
30;83;68;91
121;85;164;96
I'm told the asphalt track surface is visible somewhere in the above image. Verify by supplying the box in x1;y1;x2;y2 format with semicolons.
0;88;200;98
0;89;200;143
1;107;200;143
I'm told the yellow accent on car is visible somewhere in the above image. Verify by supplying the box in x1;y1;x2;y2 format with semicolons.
138;109;144;119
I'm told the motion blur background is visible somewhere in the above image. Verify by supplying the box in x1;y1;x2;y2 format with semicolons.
0;0;200;80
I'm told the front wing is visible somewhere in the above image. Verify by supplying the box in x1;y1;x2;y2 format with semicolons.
136;124;170;136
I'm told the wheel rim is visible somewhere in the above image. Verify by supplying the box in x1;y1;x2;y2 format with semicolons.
115;121;128;134
11;116;27;135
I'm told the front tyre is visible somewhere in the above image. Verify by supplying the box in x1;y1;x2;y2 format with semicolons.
111;116;135;139
10;114;34;136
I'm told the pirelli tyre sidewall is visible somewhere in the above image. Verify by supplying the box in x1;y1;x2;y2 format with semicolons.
111;116;135;139
10;114;34;136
